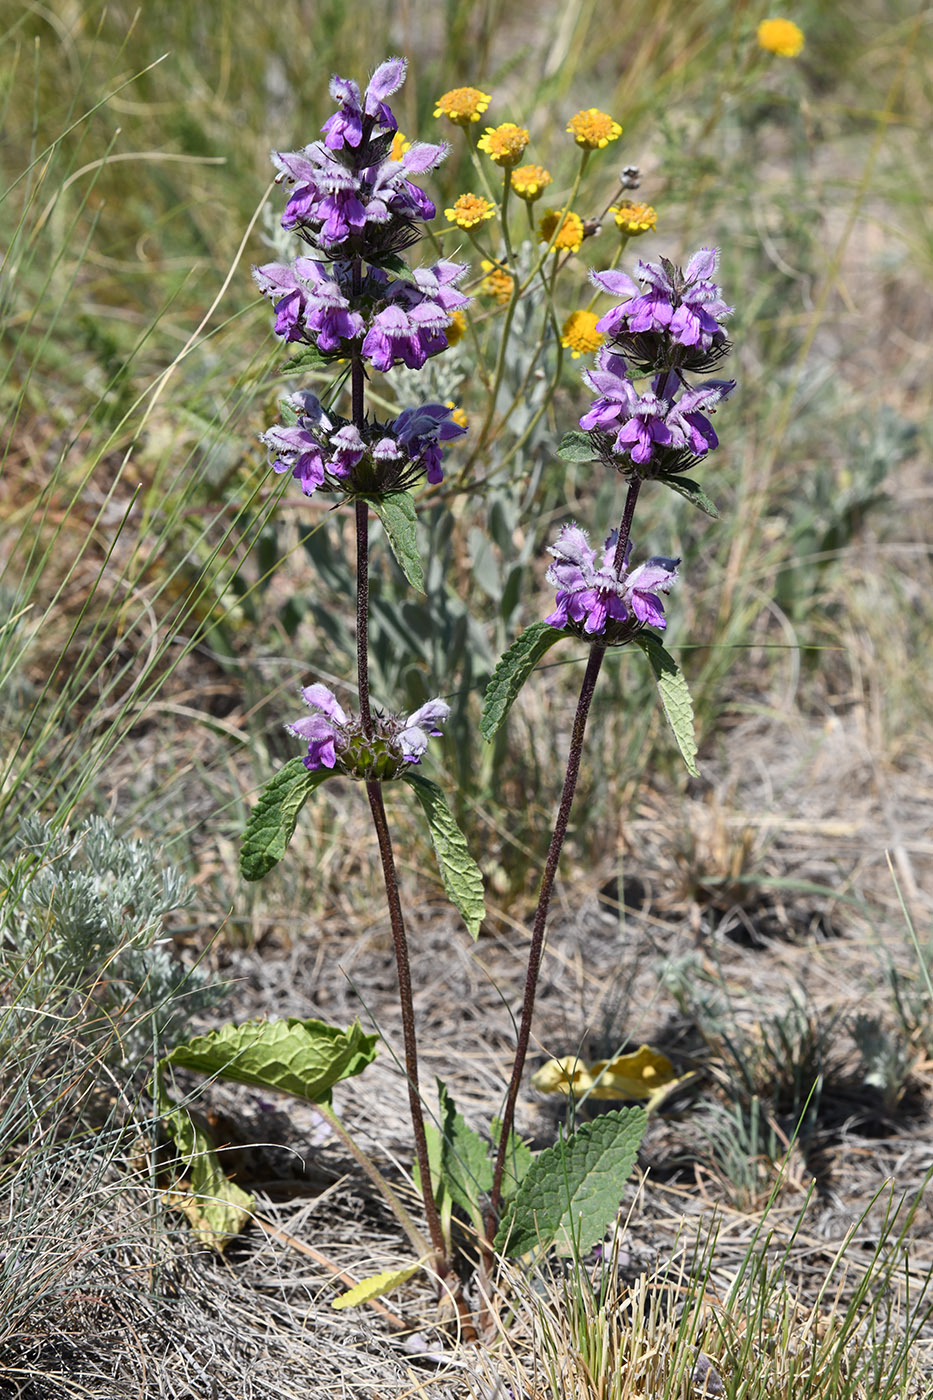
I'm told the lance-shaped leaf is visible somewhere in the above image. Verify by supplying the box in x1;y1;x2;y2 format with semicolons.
366;491;425;592
557;430;598;463
436;1080;492;1228
404;773;485;937
634;632;699;778
163;1017;378;1105
280;343;330;376
656;473;720;519
240;759;332;882
153;1066;253;1250
495;1108;646;1257
331;1258;426;1309
481;622;569;741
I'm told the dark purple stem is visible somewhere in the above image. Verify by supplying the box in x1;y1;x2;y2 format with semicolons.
365;780;448;1269
486;478;643;1243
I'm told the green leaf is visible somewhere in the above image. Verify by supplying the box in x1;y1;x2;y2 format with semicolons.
490;1116;534;1205
436;1080;492;1227
557;430;598;463
153;1067;253;1250
279;344;330;376
331;1258;425;1309
240;759;332;882
404;773;485;938
163;1017;378;1104
495;1108;646;1257
656;474;720;518
366;492;425;592
634;632;699;777
480;622;568;741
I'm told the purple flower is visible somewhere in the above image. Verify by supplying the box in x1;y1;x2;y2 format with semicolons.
398;699;450;762
591;248;732;356
580;352;673;465
361;262;468;372
655;373;735;455
286;684;449;776
392;403;467;484
286;683;348;770
260;422;327;495
320;75;365;150
545;524;679;637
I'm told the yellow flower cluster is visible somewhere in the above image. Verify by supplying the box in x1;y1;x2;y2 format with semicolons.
566;108;622;150
390;131;411;161
445;311;467;347
560;311;604;359
446;400;468;429
537;209;585;254
477;122;530;168
757;18;805;56
445;193;496;230
433;86;491;125
479;260;514;305
609;201;657;236
509;164;552;202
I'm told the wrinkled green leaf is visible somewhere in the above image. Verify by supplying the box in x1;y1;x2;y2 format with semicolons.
404;774;485;938
240;759;332;882
495;1108;646;1256
634;632;699;777
481;622;568;740
164;1017;378;1105
331;1258;425;1309
656;473;720;518
557;430;598;463
280;344;330;376
366;492;425;592
153;1068;253;1250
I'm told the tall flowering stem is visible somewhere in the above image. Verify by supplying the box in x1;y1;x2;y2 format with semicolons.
486;247;734;1243
254;58;470;1278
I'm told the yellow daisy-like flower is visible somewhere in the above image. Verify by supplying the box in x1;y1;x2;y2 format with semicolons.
445;193;496;230
567;108;622;150
445;310;467;347
477;122;530;168
756;18;805;56
446;401;468;430
390;131;411;161
479;259;514;305
537;209;585;254
510;164;552;202
609;201;657;236
434;86;492;126
560;310;604;359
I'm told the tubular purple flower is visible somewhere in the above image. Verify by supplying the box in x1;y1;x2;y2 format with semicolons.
286;684;349;770
260;422;327;495
398;699;450;763
580;353;673;465
656;374;735;455
321;75;364;150
591;248;732;356
364;57;407;122
393;403;467;483
544;524;679;638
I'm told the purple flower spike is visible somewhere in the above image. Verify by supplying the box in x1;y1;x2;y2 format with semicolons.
545;524;679;640
591;249;732;366
398;698;450;762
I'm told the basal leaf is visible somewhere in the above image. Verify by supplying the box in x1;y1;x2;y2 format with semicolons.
557;430;598;463
404;773;485;938
657;474;720;519
495;1108;646;1257
240;758;332;882
481;622;568;741
153;1068;253;1250
490;1116;534;1206
331;1258;425;1309
163;1017;378;1104
436;1080;492;1227
366;491;425;592
634;632;700;777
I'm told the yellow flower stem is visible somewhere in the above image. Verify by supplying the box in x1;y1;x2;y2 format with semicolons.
498;167;514;264
517;147;589;295
465;123;500;209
